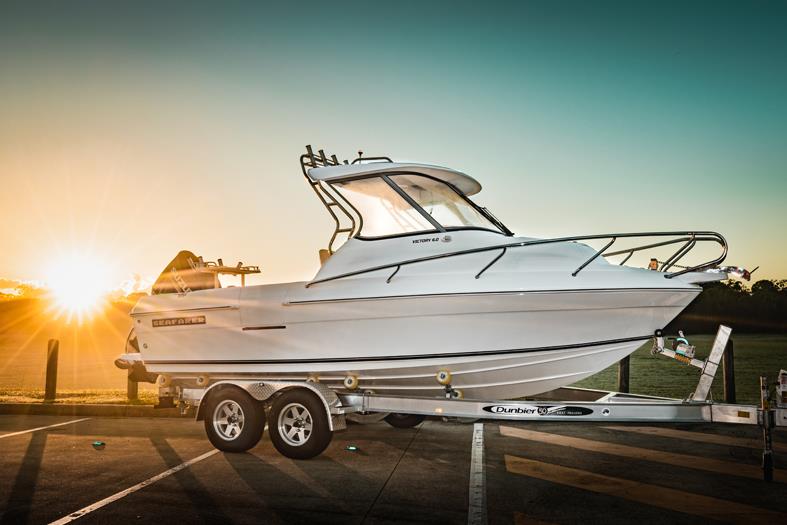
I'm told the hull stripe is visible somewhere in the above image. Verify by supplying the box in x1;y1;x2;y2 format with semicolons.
285;287;698;305
144;334;651;365
132;305;237;317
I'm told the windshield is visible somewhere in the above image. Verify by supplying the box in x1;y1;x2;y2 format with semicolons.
332;177;435;237
390;174;499;232
331;174;503;238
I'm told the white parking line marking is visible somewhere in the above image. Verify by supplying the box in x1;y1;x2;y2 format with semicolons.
468;422;486;525
0;418;91;439
49;449;220;524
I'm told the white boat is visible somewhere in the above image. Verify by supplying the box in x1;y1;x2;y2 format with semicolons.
123;145;741;400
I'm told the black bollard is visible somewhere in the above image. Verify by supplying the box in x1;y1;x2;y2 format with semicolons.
760;376;773;482
617;355;630;393
723;338;736;403
44;339;59;402
127;370;139;401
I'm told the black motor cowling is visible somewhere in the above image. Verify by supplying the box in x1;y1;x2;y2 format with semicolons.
151;250;217;294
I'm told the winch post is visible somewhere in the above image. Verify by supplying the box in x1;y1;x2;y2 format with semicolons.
691;325;731;401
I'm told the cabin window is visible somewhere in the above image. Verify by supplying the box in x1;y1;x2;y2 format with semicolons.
390;174;499;231
332;177;435;237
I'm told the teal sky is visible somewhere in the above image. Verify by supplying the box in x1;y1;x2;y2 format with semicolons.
0;1;785;287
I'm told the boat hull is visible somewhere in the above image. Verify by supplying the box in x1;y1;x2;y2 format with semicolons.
134;287;698;399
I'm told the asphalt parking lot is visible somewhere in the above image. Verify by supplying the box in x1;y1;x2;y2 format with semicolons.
0;415;784;524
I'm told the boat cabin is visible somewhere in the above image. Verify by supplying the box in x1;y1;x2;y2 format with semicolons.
301;146;512;255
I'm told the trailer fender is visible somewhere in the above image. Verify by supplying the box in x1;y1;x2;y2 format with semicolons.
193;380;342;431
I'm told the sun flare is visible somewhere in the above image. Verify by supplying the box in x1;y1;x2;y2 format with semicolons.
46;253;112;322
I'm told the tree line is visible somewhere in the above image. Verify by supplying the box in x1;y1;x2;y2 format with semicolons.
666;279;786;334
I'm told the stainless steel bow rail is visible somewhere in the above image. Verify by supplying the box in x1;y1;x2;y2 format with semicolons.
305;230;728;287
299;145;728;286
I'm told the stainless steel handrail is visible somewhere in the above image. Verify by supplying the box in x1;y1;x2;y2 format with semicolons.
301;146;359;254
304;231;728;288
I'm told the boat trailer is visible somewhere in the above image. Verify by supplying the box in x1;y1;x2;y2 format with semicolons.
172;325;785;479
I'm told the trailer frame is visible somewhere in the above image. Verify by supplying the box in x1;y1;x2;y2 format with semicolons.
170;326;785;480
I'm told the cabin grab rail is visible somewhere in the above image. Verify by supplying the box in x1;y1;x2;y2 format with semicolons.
304;231;728;288
301;145;361;254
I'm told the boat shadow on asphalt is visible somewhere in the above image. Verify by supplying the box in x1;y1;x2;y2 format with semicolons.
223;450;356;521
484;421;786;524
149;434;233;523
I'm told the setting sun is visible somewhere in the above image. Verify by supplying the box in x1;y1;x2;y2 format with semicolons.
46;253;112;322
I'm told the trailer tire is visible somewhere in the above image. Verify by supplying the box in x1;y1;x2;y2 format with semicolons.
269;389;332;459
203;387;266;453
346;411;389;424
384;413;425;429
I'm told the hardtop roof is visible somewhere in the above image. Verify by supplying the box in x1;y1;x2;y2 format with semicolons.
307;162;482;196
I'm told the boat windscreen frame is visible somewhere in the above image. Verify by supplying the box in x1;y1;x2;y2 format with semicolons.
328;171;513;240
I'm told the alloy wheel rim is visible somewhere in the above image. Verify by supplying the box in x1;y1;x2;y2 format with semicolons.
278;402;313;447
213;400;245;441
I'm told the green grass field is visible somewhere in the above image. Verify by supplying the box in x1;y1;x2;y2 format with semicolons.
0;388;157;405
572;334;787;404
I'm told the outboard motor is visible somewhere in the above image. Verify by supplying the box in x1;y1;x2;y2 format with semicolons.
114;329;157;383
151;250;217;294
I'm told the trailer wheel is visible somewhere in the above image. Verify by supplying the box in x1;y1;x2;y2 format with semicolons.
384;413;425;429
269;389;332;459
203;387;266;453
